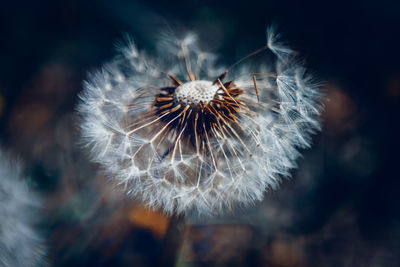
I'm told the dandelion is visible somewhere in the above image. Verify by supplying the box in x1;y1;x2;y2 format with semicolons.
78;27;322;215
0;150;46;266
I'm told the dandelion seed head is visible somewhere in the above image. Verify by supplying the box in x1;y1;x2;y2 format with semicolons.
0;150;46;266
78;27;323;216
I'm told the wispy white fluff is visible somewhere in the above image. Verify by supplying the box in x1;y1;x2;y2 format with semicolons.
266;25;295;62
78;28;323;216
0;151;46;266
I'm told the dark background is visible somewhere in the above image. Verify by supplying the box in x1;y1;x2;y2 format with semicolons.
0;0;399;266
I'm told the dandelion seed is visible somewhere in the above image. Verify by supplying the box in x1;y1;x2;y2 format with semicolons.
78;28;323;215
0;150;46;266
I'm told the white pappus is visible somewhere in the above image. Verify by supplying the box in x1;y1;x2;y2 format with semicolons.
78;27;323;216
0;150;46;267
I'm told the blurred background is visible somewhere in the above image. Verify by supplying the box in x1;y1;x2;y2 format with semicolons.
0;0;399;266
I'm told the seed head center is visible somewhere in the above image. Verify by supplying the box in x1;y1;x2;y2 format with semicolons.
175;80;219;105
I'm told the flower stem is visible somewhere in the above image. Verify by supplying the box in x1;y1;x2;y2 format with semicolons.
159;213;186;266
